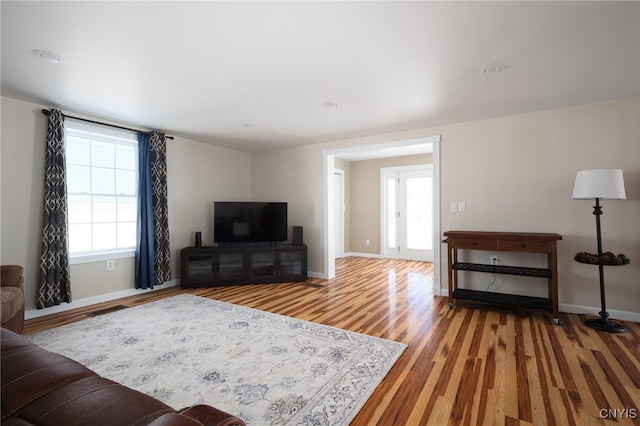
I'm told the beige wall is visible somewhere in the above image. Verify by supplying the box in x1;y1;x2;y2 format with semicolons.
349;154;432;255
250;145;325;265
1;96;252;311
252;97;639;316
2;96;638;317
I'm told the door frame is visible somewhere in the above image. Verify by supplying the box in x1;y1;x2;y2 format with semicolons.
333;169;345;259
323;135;441;295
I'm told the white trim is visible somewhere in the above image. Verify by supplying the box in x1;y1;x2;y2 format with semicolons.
432;137;441;299
333;168;345;259
25;279;180;320
66;118;137;142
323;151;336;279
69;249;135;265
344;252;383;259
437;289;640;323
557;303;640;323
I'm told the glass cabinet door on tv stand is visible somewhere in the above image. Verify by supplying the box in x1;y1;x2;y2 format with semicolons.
248;251;277;280
246;247;307;282
279;248;306;279
184;253;215;283
216;251;246;282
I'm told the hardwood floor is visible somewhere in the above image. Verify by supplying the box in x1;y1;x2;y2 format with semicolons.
23;257;640;425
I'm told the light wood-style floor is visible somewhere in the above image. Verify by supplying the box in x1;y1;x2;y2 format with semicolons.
24;257;640;425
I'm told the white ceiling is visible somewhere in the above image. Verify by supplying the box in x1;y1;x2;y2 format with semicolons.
2;1;638;153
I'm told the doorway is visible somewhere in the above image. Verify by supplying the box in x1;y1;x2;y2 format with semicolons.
382;165;433;261
323;135;441;294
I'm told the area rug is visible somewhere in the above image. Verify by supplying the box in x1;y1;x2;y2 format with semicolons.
28;294;406;425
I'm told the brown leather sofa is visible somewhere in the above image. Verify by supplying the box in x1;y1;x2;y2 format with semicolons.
1;327;246;426
1;265;25;333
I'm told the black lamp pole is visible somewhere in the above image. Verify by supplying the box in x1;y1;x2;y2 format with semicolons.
584;198;626;333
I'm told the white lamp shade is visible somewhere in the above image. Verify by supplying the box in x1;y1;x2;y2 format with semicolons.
572;169;626;200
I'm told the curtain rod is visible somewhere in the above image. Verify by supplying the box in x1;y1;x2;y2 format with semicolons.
41;109;175;140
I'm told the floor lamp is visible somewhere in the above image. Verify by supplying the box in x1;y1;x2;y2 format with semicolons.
572;169;626;333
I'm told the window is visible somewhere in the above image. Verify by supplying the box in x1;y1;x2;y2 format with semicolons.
65;120;138;262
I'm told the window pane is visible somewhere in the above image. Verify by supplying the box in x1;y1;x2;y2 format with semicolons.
66;137;91;165
91;140;115;168
406;176;432;250
67;165;91;193
93;196;117;223
116;144;137;170
117;222;137;248
93;223;117;250
69;224;91;253
117;196;137;222
116;169;136;195
92;167;115;194
68;194;91;224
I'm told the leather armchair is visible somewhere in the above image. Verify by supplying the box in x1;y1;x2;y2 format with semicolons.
1;265;25;333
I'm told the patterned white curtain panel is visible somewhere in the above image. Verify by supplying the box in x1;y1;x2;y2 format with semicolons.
38;109;72;308
150;131;171;286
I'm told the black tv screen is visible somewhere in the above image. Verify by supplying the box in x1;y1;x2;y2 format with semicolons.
214;202;287;244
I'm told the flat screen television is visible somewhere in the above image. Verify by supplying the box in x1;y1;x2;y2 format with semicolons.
214;201;287;245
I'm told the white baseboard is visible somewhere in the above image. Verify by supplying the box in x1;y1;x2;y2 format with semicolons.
26;271;329;320
25;280;181;320
557;303;640;323
343;252;382;259
28;280;638;324
436;288;639;323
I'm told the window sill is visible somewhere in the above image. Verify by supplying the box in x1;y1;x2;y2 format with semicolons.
69;249;135;265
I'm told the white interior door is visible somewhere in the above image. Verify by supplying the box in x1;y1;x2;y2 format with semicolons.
382;165;433;261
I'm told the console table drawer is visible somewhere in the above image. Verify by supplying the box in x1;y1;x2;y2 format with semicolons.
452;239;497;250
498;240;550;253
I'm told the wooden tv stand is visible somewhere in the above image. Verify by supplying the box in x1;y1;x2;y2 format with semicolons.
443;231;562;324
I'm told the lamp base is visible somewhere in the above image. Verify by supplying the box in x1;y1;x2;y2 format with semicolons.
585;317;626;333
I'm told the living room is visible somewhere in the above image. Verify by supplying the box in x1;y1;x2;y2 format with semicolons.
1;1;638;321
4;91;639;320
1;1;639;425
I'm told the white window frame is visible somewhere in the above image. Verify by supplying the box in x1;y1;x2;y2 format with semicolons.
65;119;138;264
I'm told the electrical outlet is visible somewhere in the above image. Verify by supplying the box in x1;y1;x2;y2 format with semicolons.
450;202;458;212
366;239;370;246
490;255;499;265
458;201;466;212
106;260;115;271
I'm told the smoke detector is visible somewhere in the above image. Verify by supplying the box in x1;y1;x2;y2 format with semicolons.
32;49;62;63
478;63;506;76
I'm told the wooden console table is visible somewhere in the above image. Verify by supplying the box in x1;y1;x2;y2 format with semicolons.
444;231;563;324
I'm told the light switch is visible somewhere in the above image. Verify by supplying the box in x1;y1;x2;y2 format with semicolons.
458;202;466;212
450;202;458;212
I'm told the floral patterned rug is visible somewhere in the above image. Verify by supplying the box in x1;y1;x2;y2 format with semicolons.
28;294;406;425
